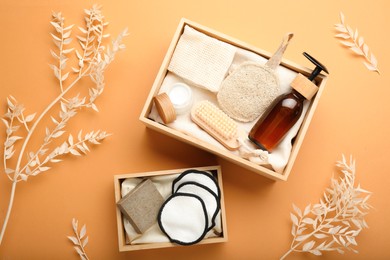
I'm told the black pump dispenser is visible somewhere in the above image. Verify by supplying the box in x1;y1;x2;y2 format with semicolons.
303;52;329;81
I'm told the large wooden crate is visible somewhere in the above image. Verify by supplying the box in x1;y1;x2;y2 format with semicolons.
139;18;328;181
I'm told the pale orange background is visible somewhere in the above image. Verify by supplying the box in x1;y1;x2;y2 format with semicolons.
0;0;389;259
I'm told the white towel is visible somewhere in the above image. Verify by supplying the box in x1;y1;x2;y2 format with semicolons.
168;25;236;92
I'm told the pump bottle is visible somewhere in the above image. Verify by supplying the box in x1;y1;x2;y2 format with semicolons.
248;52;328;152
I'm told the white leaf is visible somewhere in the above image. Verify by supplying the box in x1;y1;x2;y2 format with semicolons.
5;168;15;174
290;213;298;226
78;26;88;34
39;166;51;172
82;142;90;152
6;96;15;108
25;113;36;122
70;149;81;156
347;236;357;246
77;35;87;42
291;224;296;236
74;246;83;256
311;250;322;256
52;130;65;138
61;72;70;81
334;33;350;39
340;40;355;47
292;204;302;217
5;147;15;160
329;226;341;234
295;234;311;242
370;53;378;67
72;67;80;73
80;224;87;239
302;218;314;225
19;173;28;181
91;103;99;112
50;50;59;60
363;62;377;71
346;25;353;35
5;136;23;147
63;38;72;45
68;134;74;146
302;241;315;251
1;118;9;128
67;236;79;245
64;24;74;31
334;25;348;33
358;36;364;47
314;233;328;239
76;50;83;60
340;12;345;24
72;218;78;231
339;235;346;246
50;33;61;42
353;28;358;41
50;21;61;30
51;116;59;125
77;144;87;154
350;46;364;55
82;236;88;247
63;30;71;38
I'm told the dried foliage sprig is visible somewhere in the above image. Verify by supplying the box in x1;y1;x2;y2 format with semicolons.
335;12;380;74
280;155;372;259
0;5;127;245
68;218;90;260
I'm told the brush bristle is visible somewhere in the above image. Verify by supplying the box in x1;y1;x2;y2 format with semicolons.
193;101;237;140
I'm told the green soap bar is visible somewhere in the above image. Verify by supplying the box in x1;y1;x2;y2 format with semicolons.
117;179;164;234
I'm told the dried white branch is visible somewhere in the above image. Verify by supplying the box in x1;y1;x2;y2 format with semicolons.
68;218;90;260
335;12;380;74
0;5;127;245
280;155;372;259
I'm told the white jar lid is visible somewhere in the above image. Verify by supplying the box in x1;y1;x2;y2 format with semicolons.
167;83;193;115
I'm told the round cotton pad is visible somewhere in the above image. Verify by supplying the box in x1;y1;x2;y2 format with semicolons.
172;170;220;197
176;182;220;231
158;193;208;245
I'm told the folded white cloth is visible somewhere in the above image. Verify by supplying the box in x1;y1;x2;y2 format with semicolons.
168;25;236;92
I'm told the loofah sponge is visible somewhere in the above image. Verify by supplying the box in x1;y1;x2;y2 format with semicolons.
217;33;294;122
217;61;280;122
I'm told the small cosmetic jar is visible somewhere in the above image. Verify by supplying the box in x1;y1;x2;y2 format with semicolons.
167;83;193;115
154;93;176;124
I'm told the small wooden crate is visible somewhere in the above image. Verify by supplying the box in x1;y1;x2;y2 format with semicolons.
139;18;328;181
114;166;228;251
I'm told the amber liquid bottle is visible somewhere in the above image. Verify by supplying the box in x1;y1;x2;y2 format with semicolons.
248;90;304;152
248;52;328;152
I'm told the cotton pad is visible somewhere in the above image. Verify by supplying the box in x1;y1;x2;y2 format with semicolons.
172;170;220;197
176;182;220;231
158;193;208;245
